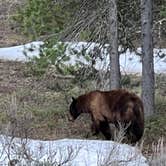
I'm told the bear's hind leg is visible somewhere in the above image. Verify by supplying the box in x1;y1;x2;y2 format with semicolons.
128;121;144;143
91;122;100;135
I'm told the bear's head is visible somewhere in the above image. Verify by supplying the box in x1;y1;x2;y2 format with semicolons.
69;97;81;121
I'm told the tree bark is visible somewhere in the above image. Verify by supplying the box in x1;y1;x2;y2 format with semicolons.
141;0;155;117
107;0;121;90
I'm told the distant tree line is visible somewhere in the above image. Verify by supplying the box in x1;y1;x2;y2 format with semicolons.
13;0;165;47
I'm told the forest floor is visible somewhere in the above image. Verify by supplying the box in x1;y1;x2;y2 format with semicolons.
0;59;165;157
0;0;27;47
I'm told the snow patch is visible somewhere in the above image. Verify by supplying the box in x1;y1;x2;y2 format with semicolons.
0;41;165;73
0;135;148;166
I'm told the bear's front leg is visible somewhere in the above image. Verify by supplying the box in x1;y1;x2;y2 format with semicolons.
99;120;112;140
91;121;100;135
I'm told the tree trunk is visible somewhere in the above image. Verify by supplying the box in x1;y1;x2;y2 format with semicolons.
107;0;121;90
141;0;155;117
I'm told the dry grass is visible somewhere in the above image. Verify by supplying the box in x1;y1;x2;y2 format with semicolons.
149;137;166;166
0;0;27;46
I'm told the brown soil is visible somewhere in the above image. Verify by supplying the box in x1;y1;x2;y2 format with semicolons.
0;60;96;141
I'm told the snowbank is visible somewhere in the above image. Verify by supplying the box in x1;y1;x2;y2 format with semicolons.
0;135;148;166
0;41;165;73
0;41;43;61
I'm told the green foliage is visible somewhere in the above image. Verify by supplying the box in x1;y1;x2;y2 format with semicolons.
155;94;166;114
120;75;131;87
145;114;166;143
0;112;8;124
79;30;92;41
26;37;71;76
13;0;67;39
161;5;166;17
144;93;166;143
13;0;99;77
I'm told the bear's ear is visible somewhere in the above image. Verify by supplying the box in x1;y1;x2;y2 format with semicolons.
72;97;76;101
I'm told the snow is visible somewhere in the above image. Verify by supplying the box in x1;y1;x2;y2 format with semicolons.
119;48;166;74
0;135;148;166
0;41;43;61
0;41;165;73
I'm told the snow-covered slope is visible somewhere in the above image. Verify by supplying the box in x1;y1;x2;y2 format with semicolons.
0;135;148;166
0;41;165;73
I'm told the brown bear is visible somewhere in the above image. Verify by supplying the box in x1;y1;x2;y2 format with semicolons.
69;89;144;143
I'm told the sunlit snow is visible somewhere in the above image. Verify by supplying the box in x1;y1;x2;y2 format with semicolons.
0;41;165;74
0;135;148;166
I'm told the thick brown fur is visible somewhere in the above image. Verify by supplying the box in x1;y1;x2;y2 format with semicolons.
69;89;144;143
